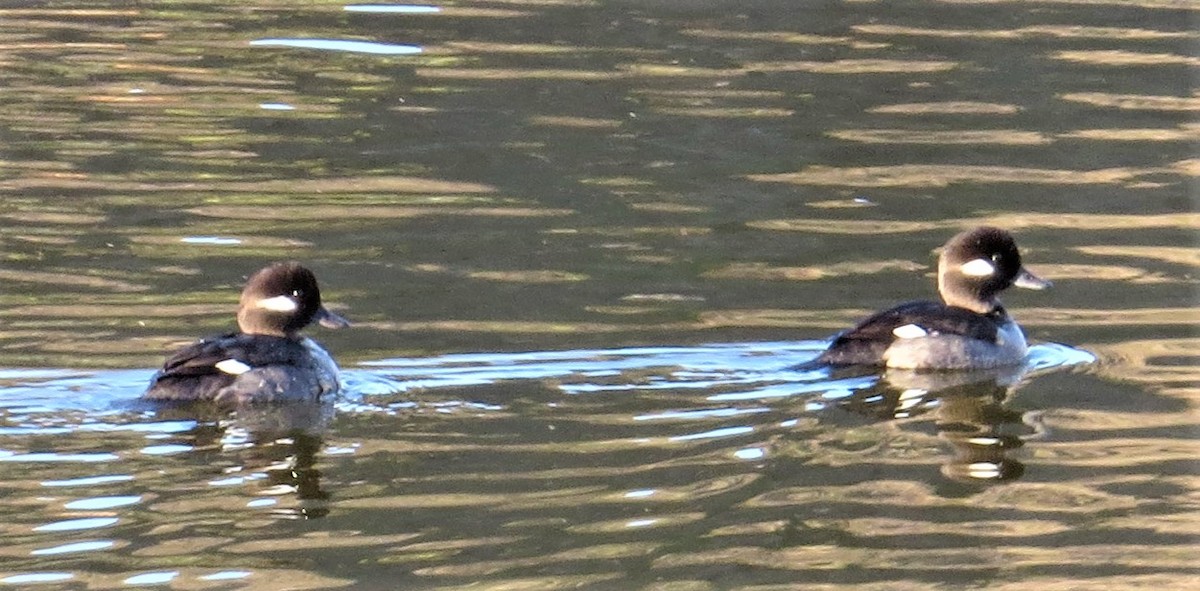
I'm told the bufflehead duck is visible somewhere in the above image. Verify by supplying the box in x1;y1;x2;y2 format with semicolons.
813;226;1050;369
143;262;350;404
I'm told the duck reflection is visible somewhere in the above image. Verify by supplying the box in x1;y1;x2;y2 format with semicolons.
149;401;335;519
830;365;1031;482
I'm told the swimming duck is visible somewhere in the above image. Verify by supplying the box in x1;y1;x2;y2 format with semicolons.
813;226;1049;369
143;262;349;404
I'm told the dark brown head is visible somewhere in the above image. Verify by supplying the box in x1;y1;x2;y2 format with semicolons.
236;262;350;336
937;227;1050;314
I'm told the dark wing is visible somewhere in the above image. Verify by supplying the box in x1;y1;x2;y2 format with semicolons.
145;333;305;401
816;301;1001;366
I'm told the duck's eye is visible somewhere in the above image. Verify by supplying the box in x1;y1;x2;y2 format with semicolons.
291;290;302;297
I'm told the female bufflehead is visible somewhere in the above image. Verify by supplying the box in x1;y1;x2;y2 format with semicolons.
143;262;350;404
813;227;1050;370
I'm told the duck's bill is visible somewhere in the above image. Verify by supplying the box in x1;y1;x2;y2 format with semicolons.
1014;267;1051;290
316;306;351;329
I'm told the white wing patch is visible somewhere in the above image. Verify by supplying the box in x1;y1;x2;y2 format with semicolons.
892;324;928;339
215;359;253;375
959;258;995;277
255;295;299;312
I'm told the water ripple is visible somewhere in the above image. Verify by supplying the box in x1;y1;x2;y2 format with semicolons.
249;38;422;55
34;517;119;532
31;540;114;556
344;4;441;14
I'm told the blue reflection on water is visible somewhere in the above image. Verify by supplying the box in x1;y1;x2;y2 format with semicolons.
42;475;135;487
634;407;771;421
200;571;253;581
362;341;827;392
1026;342;1097;369
344;4;441;13
670;425;755;441
0;421;197;436
249;38;422;55
735;447;766;460
361;341;1093;400
64;496;141;510
140;444;192;456
180;236;242;245
1;451;119;463
0;573;74;584
0;368;153;412
34;517;118;532
125;572;178;585
0;341;1093;419
31;540;114;556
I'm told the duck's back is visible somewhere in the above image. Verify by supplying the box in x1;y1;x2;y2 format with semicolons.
144;333;338;404
816;300;1016;369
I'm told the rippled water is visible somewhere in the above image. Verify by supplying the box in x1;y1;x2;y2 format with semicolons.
0;341;1103;588
0;0;1196;588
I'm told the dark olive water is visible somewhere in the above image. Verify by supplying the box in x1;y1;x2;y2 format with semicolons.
0;1;1196;589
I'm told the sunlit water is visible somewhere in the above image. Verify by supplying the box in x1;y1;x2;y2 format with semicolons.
0;342;1110;588
0;0;1195;588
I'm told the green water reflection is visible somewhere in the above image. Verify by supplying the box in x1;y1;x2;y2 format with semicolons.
0;0;1195;589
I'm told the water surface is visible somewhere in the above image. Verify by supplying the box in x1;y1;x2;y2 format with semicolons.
0;0;1195;588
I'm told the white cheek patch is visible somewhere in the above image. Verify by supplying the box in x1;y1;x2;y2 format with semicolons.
215;359;252;375
892;324;928;339
255;295;299;312
959;258;996;277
